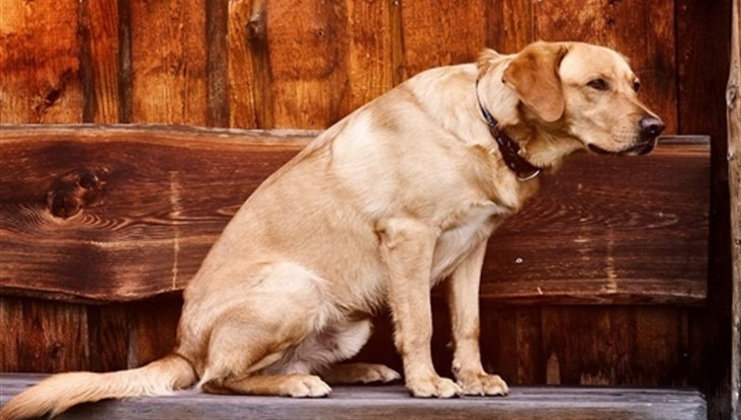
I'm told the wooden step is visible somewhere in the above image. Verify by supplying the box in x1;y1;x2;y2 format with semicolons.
0;373;706;419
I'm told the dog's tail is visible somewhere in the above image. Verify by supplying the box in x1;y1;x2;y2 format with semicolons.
0;354;196;420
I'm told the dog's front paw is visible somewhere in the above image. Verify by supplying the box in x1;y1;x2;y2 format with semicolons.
406;375;462;398
456;371;509;396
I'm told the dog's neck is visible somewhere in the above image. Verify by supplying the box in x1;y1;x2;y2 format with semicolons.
475;88;542;180
476;62;584;174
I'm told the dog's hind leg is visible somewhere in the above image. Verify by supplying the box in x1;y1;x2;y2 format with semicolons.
198;262;334;397
321;363;401;384
203;374;331;397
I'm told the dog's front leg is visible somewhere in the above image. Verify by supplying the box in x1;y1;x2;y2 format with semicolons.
378;218;461;398
447;239;509;396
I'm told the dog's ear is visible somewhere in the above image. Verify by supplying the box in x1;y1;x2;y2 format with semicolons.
476;48;502;74
502;42;568;122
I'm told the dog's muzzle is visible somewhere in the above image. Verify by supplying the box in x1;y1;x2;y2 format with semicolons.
588;115;665;156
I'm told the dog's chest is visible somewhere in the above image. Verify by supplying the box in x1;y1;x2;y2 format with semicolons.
430;201;509;281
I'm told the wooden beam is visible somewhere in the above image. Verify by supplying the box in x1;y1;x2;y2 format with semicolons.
727;0;740;417
0;374;708;420
0;125;709;304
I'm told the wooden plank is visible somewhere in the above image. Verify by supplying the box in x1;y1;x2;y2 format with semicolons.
400;0;488;78
0;126;708;304
129;0;207;124
82;0;120;123
482;138;709;305
0;0;84;123
727;1;740;418
206;0;230;127
86;303;129;372
263;1;348;128
0;374;708;420
533;0;677;133
676;1;735;419
126;295;181;368
541;307;688;387
0;298;89;373
226;0;262;128
339;0;394;116
485;0;534;53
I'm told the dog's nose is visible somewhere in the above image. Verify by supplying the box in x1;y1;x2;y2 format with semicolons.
639;116;665;138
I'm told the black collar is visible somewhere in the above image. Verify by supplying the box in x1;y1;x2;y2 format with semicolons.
475;81;541;181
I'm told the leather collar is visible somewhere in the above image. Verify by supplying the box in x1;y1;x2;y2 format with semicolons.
475;81;541;181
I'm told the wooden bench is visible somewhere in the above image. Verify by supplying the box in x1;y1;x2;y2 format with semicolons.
0;125;710;418
0;125;708;305
0;374;706;419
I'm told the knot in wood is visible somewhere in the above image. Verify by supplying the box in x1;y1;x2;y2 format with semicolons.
47;169;107;219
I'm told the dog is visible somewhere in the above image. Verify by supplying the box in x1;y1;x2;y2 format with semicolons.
1;41;664;419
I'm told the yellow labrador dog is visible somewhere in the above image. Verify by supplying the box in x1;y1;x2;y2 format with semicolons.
2;41;664;419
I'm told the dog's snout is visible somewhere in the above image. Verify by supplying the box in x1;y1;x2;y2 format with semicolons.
639;116;665;138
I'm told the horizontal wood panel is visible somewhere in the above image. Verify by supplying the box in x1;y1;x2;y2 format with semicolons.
0;126;708;304
0;374;708;420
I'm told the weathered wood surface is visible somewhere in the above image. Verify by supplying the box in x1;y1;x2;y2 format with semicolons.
0;0;84;123
727;1;740;418
0;126;709;304
0;374;707;420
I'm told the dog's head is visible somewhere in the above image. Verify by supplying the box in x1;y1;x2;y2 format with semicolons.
496;41;664;155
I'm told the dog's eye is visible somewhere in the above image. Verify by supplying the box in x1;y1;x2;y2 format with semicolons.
633;80;641;92
587;78;609;91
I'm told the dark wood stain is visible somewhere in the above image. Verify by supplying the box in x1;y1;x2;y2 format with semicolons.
206;0;230;128
0;126;709;305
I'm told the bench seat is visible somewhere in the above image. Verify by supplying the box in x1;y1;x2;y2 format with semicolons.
0;373;706;420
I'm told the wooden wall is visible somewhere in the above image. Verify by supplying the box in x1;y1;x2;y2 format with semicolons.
0;0;733;417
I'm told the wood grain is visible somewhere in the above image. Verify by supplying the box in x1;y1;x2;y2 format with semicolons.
533;0;677;133
727;1;740;417
0;0;84;123
0;126;708;305
226;0;262;128
264;0;348;128
400;0;488;78
0;374;709;420
83;0;120;123
541;307;688;387
206;0;230;127
340;0;394;116
0;297;89;372
485;0;534;54
129;0;208;124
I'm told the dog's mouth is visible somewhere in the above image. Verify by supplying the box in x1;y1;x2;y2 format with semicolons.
588;138;656;156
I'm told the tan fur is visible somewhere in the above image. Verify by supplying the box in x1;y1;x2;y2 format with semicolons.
1;41;663;418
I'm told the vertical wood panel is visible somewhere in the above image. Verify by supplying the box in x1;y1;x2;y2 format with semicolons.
227;0;261;128
207;0;230;127
400;0;488;78
0;0;84;123
0;297;89;372
486;0;534;53
126;296;181;367
533;0;677;133
541;307;687;386
265;0;348;128
87;304;129;372
677;0;733;418
340;0;394;116
129;0;208;124
84;0;120;123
